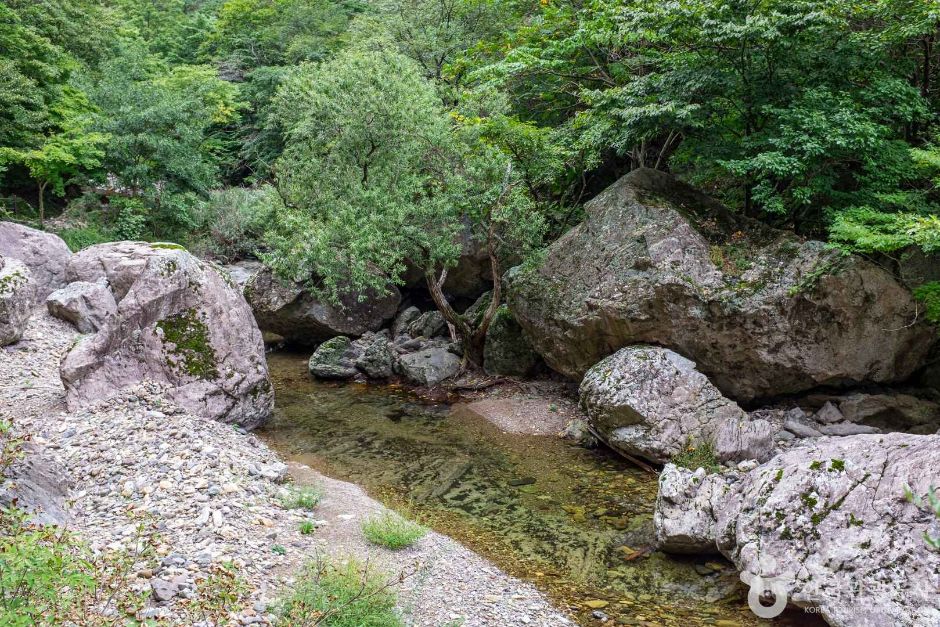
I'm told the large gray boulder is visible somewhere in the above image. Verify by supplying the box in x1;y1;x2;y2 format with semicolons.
60;242;273;428
46;279;116;333
655;434;940;626
308;336;359;380
0;221;71;298
244;266;400;346
396;345;461;386
509;168;935;401
0;256;33;346
579;346;773;463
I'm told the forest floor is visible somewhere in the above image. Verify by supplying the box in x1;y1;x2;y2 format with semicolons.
0;308;575;626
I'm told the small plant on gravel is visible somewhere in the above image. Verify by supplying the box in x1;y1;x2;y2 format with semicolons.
277;555;409;627
279;485;322;511
361;513;427;550
672;439;721;474
180;561;250;623
272;544;287;555
299;520;316;535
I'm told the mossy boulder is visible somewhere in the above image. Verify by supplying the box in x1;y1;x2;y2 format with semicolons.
60;242;273;428
483;306;540;377
509;168;936;401
0;256;34;346
308;336;359;380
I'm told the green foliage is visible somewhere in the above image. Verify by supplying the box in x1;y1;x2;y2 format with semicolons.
299;520;316;535
361;513;427;550
188;185;282;261
913;282;940;325
279;485;322;510
904;484;940;551
276;557;404;627
672;440;721;474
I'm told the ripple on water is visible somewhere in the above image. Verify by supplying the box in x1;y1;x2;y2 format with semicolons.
260;352;820;627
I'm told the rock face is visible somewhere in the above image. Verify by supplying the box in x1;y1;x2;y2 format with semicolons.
46;279;116;333
509;168;935;401
580;346;773;463
0;441;69;525
60;242;273;428
0;221;71;298
396;346;461;386
655;434;940;626
0;256;33;346
244;266;400;345
483;306;540;377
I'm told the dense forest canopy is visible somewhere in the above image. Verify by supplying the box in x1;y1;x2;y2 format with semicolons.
1;0;939;332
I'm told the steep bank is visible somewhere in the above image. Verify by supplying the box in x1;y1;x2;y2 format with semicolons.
1;308;574;626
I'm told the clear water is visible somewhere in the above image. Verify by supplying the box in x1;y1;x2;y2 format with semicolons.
261;352;816;626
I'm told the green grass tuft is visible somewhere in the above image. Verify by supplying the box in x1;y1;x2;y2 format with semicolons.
672;440;721;474
361;513;427;550
277;557;403;627
299;520;316;535
279;485;322;511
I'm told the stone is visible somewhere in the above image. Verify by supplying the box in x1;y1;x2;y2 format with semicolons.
151;578;179;602
508;168;935;401
396;346;461;386
579;346;767;463
713;418;775;463
392;306;421;338
46;279;117;333
0;221;71;298
307;336;359;380
244;266;400;345
0;256;33;346
655;434;940;626
0;441;69;525
837;392;940;434
813;401;844;424
483;306;540;377
222;260;263;293
408;310;447;339
60;242;273;428
782;414;822;438
817;422;881;436
354;334;395;379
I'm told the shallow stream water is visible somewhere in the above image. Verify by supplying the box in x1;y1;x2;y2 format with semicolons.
260;352;815;627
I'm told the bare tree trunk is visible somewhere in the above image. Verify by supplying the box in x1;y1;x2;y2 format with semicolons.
37;181;46;227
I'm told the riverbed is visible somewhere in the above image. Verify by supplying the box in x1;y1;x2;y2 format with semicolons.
260;352;812;626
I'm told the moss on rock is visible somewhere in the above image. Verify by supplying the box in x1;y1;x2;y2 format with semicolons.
157;308;219;379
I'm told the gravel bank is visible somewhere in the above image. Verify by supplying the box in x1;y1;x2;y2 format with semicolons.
1;308;575;626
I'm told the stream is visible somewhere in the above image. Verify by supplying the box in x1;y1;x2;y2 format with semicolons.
260;352;814;627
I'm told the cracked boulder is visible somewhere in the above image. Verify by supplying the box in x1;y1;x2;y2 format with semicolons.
579;346;774;463
244;265;400;346
508;168;935;401
60;242;273;428
0;221;71;298
46;279;116;333
655;434;940;626
0;256;33;346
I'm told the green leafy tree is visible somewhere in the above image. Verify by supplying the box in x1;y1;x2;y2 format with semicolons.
267;48;543;364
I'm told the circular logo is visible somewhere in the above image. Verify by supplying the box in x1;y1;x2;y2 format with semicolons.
747;575;789;619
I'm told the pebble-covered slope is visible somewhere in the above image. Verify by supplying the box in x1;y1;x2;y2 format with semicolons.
1;308;574;626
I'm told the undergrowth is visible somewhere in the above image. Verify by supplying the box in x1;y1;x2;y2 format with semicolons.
361;513;427;550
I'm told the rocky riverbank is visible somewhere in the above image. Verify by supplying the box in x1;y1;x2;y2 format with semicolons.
1;307;574;626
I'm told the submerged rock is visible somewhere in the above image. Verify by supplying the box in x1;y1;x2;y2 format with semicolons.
244;266;400;345
509;168;935;401
0;256;33;346
655;434;940;626
579;346;773;463
60;242;273;428
46;279;116;333
0;221;71;298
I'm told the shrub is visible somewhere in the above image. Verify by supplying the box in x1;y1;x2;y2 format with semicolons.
905;484;940;551
299;520;316;535
187;185;281;262
672;440;721;474
361;513;427;550
279;485;322;511
276;557;403;627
